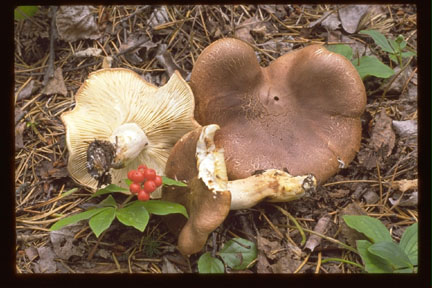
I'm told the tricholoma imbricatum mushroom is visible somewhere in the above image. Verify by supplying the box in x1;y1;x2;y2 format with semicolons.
162;38;366;255
61;68;199;198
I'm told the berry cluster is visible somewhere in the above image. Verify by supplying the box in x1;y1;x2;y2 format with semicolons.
127;164;163;201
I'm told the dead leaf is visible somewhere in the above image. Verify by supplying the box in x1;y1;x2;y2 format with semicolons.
362;190;379;204
119;33;157;65
37;247;57;273
256;234;282;260
155;44;188;79
308;11;340;31
15;122;26;150
327;189;350;199
339;203;368;247
56;6;101;42
369;110;396;157
15;107;26;125
16;80;37;102
391;179;417;193
338;5;369;34
36;160;69;179
261;38;293;55
162;256;183;273
392;120;417;137
304;215;331;252
50;223;86;260
42;67;67;96
389;191;417;207
270;253;303;273
235;16;266;43
148;6;169;29
25;247;38;261
73;47;102;58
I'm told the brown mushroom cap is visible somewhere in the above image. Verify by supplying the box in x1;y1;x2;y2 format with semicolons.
162;124;316;255
190;38;366;183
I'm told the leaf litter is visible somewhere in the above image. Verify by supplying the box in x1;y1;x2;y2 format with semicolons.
14;5;418;274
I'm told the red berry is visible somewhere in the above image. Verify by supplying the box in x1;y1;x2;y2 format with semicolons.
127;170;136;181
130;170;146;183
144;180;157;194
143;168;156;181
138;189;150;201
129;182;141;194
154;175;163;187
138;164;147;171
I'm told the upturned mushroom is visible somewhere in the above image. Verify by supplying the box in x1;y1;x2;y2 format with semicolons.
190;38;366;183
61;68;199;197
162;124;316;255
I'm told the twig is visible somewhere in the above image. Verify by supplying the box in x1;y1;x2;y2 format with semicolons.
118;6;150;24
43;6;57;86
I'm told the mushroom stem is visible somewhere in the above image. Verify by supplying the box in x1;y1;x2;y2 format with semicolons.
228;170;316;210
109;122;148;168
195;124;317;210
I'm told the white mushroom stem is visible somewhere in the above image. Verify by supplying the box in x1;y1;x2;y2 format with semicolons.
196;124;317;210
228;170;316;210
109;123;149;168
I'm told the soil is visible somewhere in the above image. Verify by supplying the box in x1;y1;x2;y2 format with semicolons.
14;5;418;274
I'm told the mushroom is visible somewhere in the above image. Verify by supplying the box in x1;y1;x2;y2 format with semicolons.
162;124;316;255
190;38;366;184
61;68;199;197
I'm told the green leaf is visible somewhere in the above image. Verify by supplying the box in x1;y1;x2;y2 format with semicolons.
125;179;132;186
116;201;150;232
89;207;116;237
91;184;129;198
368;241;413;270
401;51;416;58
389;39;402;54
356;240;393;273
198;252;225;273
99;195;118;208
140;200;188;218
359;30;394;53
218;238;257;270
14;6;39;20
325;44;353;60
352;56;395;79
49;207;108;231
162;176;187;187
399;223;418;265
343;215;393;243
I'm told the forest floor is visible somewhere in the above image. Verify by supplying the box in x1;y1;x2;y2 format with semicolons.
14;5;418;274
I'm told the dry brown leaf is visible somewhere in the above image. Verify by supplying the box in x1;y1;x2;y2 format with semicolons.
56;6;101;42
37;247;57;273
15;122;26;150
339;202;368;246
369;110;396;157
304;215;331;252
391;179;417;192
339;5;369;34
42;67;67;96
392;120;417;137
50;223;86;260
235;16;266;43
73;47;102;58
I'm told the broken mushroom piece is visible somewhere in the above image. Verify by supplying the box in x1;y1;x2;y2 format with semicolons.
61;68;199;197
190;38;366;183
162;124;316;255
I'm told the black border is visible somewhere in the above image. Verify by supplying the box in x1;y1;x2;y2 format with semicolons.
7;0;431;287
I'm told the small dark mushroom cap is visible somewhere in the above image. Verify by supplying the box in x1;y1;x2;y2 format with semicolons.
190;38;366;183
